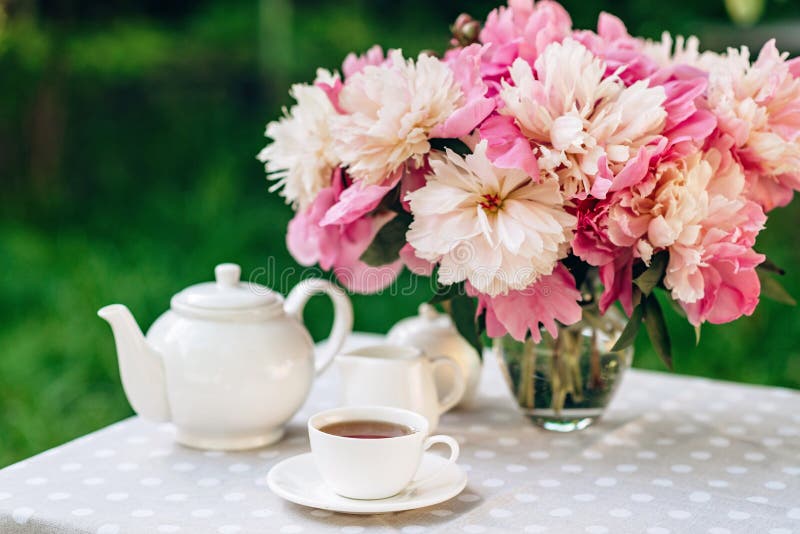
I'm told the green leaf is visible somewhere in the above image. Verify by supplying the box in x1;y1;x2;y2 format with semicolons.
449;293;483;355
758;270;797;306
634;251;668;296
610;303;644;352
429;281;466;304
429;137;472;156
643;294;673;370
359;212;412;267
757;257;786;276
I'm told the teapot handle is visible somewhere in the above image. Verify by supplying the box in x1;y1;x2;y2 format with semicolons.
285;279;353;376
431;356;466;414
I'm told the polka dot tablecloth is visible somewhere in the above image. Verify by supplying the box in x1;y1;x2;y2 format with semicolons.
1;333;799;534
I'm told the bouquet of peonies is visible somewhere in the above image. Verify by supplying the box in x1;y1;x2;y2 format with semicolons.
258;0;798;364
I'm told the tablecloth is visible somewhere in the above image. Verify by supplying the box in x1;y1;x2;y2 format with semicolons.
1;333;799;534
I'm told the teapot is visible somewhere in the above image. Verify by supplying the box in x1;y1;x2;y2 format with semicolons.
98;263;352;450
387;304;482;409
335;344;465;431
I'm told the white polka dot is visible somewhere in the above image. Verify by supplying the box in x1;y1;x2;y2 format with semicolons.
524;526;547;533
726;466;748;475
197;477;220;487
586;527;608;534
490;508;512;518
341;527;365;534
744;452;765;462
222;492;245;502
631;493;654;503
646;529;669;534
259;450;281;459
116;462;138;471
549;508;573;517
97;525;120;534
229;463;251;473
783;466;800;476
72;508;94;516
515;493;537;503
676;424;697;434
131;509;154;518
668;510;691;519
529;451;549;460
763;437;784;447
765;481;786;490
83;477;104;485
483;478;505;488
47;492;70;501
469;424;489;433
637;451;657;460
149;449;172;458
94;449;116;458
708;480;729;488
538;479;560;488
609;508;632;518
12;508;34;525
172;462;196;472
709;437;730;447
574;493;596;502
462;526;486;534
430;509;453;517
0;493;11;501
769;529;791;534
156;526;180;533
401;526;426;534
788;508;800;519
583;450;603;460
595;477;617;487
728;510;750;520
165;493;188;502
671;464;692;473
139;477;161;487
252;509;274;517
708;529;730;534
616;464;638;473
191;509;214;518
498;437;520;446
690;451;711;461
106;492;128;501
218;527;241;534
25;477;47;485
506;464;528;473
652;479;673;487
689;491;711;503
562;464;583;473
656;438;676;446
474;450;496;459
747;496;768;504
61;463;82;472
458;493;480;502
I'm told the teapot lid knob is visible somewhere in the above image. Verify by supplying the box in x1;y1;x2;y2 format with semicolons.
418;303;439;320
215;263;241;288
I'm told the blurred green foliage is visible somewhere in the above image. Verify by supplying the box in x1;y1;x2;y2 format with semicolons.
2;0;800;467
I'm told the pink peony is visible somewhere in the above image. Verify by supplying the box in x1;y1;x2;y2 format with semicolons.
470;265;583;342
287;168;402;294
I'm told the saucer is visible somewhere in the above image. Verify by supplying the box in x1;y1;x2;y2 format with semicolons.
267;452;468;514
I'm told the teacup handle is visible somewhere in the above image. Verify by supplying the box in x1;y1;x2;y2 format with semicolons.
431;356;466;414
285;279;353;376
407;435;460;492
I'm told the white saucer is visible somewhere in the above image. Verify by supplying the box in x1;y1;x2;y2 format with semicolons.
267;452;468;514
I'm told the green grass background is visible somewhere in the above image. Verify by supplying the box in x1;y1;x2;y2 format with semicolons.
1;0;799;467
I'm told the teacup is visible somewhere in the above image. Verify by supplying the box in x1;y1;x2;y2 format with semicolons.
308;406;460;500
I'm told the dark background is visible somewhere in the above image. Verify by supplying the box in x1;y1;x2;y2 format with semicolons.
2;0;799;467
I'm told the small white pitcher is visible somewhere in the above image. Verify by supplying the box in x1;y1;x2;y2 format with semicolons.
335;344;465;431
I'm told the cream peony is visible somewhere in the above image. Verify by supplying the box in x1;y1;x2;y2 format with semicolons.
499;38;667;198
405;141;576;296
332;50;463;185
257;70;340;209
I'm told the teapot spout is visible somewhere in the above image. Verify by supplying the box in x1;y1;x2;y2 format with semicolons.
98;304;171;422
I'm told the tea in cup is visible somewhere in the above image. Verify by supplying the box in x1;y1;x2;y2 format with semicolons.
308;406;459;500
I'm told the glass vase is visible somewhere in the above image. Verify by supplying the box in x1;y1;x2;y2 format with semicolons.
494;305;633;432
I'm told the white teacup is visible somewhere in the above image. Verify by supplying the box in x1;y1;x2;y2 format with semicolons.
308;406;459;500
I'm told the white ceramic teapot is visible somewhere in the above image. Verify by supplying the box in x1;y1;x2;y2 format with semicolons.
98;263;353;450
387;304;482;409
336;344;465;431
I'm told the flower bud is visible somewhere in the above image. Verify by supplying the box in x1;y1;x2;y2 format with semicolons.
450;13;481;47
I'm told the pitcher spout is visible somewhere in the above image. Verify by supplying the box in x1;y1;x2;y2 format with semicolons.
98;304;171;422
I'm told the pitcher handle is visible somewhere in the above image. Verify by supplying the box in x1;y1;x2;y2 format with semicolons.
431;356;466;414
285;279;353;376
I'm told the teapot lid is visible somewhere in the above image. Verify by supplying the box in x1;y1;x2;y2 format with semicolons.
170;263;282;316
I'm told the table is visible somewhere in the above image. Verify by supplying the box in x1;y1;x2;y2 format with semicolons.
1;333;799;534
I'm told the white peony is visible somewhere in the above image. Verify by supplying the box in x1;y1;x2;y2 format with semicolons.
332;50;463;185
405;141;576;296
257;70;340;209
